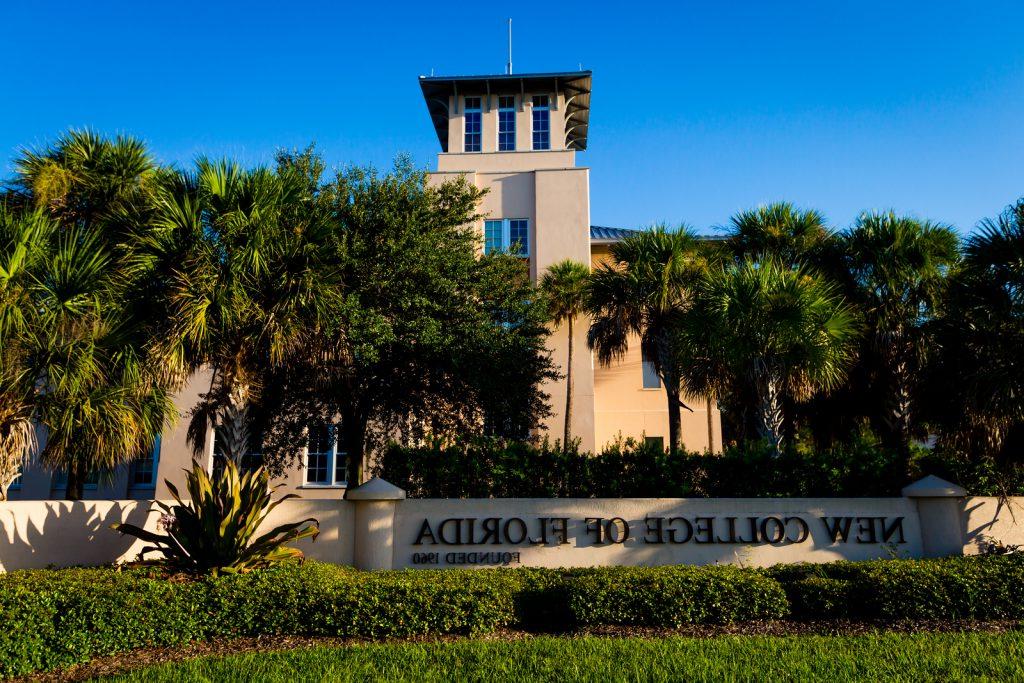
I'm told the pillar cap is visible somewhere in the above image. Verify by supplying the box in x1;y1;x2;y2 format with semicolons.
344;477;407;501
901;475;967;498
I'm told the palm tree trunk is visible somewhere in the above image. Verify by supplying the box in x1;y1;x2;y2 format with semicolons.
753;360;785;457
666;379;682;453
65;460;86;501
563;315;574;448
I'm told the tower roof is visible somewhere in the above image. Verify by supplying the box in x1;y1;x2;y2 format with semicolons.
419;71;592;152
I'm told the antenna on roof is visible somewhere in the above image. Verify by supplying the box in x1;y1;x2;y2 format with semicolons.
507;18;512;75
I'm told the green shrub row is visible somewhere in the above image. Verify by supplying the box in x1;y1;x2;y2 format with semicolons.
2;556;1023;677
767;555;1024;620
375;435;987;498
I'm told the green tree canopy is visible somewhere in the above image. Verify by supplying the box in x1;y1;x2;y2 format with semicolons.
679;259;860;455
587;226;710;452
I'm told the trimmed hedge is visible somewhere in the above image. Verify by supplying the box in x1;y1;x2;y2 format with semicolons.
374;435;924;499
768;556;1024;621
2;557;1024;677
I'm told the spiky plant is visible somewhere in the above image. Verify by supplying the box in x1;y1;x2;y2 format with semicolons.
113;460;319;575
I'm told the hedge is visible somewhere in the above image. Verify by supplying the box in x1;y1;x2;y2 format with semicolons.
374;435;933;499
2;557;1023;677
767;556;1024;621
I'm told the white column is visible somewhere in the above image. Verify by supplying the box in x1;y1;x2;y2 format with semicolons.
902;475;968;558
345;477;406;571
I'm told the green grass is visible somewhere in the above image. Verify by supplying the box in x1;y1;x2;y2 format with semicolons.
98;631;1024;682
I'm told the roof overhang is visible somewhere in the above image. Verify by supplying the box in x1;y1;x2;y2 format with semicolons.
419;71;592;152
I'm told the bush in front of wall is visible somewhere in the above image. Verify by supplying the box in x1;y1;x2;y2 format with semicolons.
4;556;1024;678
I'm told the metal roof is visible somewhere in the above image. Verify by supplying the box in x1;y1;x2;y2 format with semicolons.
419;71;592;152
590;226;727;244
590;225;640;243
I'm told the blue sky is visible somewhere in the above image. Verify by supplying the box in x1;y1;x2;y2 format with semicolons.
3;1;1023;234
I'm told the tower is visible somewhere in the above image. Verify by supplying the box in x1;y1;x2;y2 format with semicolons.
420;71;597;450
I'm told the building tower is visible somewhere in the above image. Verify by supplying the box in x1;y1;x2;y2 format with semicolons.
420;71;597;450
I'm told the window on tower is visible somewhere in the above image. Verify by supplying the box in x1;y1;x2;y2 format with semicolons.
483;218;529;258
464;97;482;152
532;94;550;150
497;95;516;151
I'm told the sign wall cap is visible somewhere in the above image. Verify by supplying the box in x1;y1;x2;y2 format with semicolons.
345;477;407;501
901;475;967;498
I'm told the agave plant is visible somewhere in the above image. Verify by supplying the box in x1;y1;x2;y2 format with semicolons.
113;460;319;574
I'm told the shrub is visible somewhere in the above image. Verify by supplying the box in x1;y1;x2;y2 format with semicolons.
375;434;921;499
563;565;790;626
3;557;1024;677
767;556;1024;620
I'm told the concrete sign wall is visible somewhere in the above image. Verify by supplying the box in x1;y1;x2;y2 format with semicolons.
2;476;1024;572
393;498;922;569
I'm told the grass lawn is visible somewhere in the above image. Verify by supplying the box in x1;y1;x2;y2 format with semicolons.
98;631;1024;682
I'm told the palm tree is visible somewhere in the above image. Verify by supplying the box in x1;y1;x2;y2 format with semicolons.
679;259;860;455
726;202;837;269
152;152;340;469
10;131;175;499
587;227;709;452
840;212;960;460
539;259;591;447
0;206;51;499
926;199;1024;459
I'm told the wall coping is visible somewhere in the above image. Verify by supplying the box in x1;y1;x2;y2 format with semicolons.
901;475;967;498
344;477;407;501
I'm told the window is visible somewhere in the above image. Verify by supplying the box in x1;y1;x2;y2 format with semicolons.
645;436;665;452
641;347;661;389
464;97;482;152
130;435;161;488
532;94;550;150
304;423;347;486
508;219;528;257
482;218;529;257
484;220;503;255
212;430;263;475
497;95;516;151
51;468;100;494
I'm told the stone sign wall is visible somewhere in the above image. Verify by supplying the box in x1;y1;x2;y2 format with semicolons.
3;475;1024;572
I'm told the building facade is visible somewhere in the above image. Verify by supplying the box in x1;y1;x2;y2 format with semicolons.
420;70;721;454
7;70;721;501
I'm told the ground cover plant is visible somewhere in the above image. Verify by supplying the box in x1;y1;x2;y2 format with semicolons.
95;632;1024;683
2;556;1023;678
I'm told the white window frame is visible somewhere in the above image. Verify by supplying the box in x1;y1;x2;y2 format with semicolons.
531;94;551;151
464;97;483;153
303;423;348;488
483;218;529;257
497;95;516;151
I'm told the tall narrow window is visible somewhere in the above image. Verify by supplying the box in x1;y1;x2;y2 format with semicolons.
130;435;162;488
304;423;347;486
464;97;482;152
532;95;550;150
484;220;503;255
641;347;661;389
508;219;529;257
497;95;516;151
483;218;529;257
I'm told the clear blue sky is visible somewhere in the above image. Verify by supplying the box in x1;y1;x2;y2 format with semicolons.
3;1;1023;234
